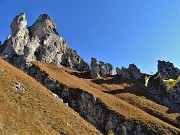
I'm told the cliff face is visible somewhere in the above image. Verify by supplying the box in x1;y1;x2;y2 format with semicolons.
0;13;89;71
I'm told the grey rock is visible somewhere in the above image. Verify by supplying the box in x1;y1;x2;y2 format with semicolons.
116;67;121;75
90;57;100;79
128;64;142;80
117;64;142;80
105;63;114;75
99;61;107;77
121;67;131;79
1;13;89;71
158;60;180;80
30;14;57;39
147;61;180;113
90;58;115;78
13;82;25;93
91;59;114;78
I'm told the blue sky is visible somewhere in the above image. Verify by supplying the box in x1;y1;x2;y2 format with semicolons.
0;0;180;73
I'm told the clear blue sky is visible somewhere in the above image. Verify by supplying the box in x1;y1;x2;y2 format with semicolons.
0;0;180;74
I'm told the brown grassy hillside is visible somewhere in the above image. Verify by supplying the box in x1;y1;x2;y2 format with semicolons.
0;58;99;135
33;62;180;134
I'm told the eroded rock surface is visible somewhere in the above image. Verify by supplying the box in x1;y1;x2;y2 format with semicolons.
90;58;114;78
90;57;100;79
158;60;180;80
128;64;142;80
116;64;142;80
1;13;89;71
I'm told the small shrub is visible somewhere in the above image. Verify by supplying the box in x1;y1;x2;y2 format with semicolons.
163;75;180;91
108;129;115;135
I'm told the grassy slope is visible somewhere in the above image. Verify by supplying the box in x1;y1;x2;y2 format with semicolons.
92;76;180;128
33;62;180;134
0;58;99;135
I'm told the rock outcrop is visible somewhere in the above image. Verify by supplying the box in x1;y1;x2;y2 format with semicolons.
116;67;121;75
90;58;114;78
116;64;142;80
128;64;142;80
90;57;100;79
105;63;114;76
121;67;131;79
0;13;89;71
146;61;180;113
158;60;180;80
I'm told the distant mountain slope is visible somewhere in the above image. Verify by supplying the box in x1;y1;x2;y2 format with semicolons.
30;61;180;134
0;58;99;135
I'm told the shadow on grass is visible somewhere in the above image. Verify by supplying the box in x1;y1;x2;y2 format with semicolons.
70;71;92;79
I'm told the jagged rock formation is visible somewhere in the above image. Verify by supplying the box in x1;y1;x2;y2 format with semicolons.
90;58;114;78
105;63;114;76
128;64;142;80
158;60;180;80
99;61;114;77
147;61;180;113
116;67;121;75
121;66;131;79
0;13;89;71
116;64;142;80
99;61;107;77
90;57;100;79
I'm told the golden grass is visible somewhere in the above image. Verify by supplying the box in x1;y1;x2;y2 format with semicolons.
33;62;180;133
0;58;99;135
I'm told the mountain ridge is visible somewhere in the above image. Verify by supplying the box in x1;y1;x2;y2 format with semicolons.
0;13;180;134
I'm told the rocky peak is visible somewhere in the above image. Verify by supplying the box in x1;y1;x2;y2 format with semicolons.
30;14;57;39
10;13;27;36
0;13;89;71
2;13;30;57
158;60;180;80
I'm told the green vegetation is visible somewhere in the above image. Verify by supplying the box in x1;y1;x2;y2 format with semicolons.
108;129;115;135
145;75;150;87
163;75;180;90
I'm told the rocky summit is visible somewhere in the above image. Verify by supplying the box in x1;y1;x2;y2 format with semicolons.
0;13;89;71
